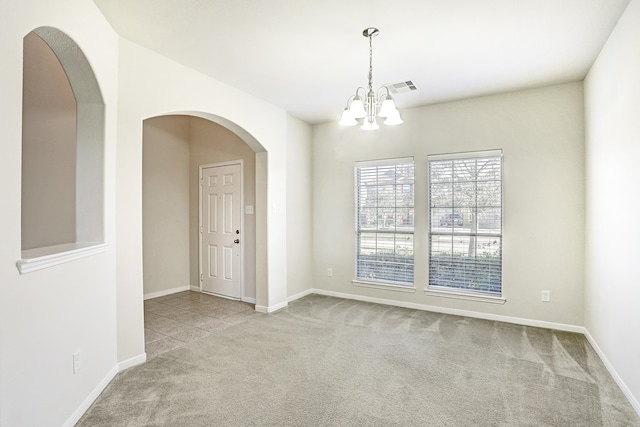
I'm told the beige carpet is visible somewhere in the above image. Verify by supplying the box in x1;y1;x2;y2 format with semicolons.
77;294;640;426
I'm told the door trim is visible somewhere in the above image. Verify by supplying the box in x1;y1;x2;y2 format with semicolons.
199;160;245;300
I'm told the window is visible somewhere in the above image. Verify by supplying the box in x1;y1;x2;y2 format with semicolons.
355;158;414;287
428;150;503;297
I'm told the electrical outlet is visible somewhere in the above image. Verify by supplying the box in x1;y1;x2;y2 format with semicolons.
541;290;551;302
73;351;81;374
327;268;333;277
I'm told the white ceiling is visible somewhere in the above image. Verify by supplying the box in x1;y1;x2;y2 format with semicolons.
94;0;630;124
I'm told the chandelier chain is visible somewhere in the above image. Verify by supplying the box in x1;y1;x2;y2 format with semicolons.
368;33;373;94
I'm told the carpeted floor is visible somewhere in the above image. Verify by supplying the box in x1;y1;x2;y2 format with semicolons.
77;293;640;426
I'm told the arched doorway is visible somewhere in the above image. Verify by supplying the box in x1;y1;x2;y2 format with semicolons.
141;114;263;303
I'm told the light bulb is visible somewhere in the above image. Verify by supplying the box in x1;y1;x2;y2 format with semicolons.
378;97;397;118
349;97;366;118
361;118;379;131
339;108;357;126
383;109;403;125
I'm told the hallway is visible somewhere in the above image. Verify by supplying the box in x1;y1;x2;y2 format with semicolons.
144;291;257;359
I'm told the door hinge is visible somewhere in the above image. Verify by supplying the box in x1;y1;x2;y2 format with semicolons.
200;274;203;282
200;226;203;233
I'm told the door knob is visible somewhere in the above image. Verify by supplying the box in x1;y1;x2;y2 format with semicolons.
234;239;240;244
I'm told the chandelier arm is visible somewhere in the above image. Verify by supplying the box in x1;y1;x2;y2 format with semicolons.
344;94;355;108
377;86;392;100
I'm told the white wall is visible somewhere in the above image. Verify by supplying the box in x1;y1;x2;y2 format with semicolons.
0;0;120;425
142;116;191;297
584;0;640;414
2;1;293;424
286;115;313;298
115;37;291;365
312;82;585;328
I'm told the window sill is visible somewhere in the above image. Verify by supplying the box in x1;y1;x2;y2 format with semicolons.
424;287;506;304
352;279;416;293
17;242;109;274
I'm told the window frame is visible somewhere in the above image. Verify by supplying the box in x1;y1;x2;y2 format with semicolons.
353;157;416;291
425;150;505;304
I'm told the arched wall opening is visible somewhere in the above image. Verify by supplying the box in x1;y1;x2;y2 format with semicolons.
141;113;266;305
19;26;106;272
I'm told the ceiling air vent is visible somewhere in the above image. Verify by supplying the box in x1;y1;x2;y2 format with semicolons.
387;80;417;94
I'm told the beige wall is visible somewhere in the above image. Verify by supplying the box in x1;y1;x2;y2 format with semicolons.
142;116;191;297
585;0;640;413
21;31;76;250
312;82;585;327
189;116;257;301
142;115;257;301
286;115;313;298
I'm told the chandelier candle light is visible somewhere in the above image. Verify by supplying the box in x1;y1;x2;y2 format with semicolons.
339;27;403;130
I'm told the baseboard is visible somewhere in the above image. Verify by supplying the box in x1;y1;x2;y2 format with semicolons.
118;353;147;371
62;364;119;427
63;352;147;426
294;288;584;333
287;288;314;302
143;285;190;300
255;299;288;313
188;286;256;304
584;329;640;416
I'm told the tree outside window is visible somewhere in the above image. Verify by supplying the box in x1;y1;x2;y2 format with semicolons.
428;151;503;295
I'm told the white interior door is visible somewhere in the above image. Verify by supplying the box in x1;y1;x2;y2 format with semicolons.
200;162;242;299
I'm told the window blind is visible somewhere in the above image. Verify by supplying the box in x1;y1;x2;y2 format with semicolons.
355;158;414;285
428;152;503;295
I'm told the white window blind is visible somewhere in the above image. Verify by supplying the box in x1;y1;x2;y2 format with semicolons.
428;151;503;295
355;158;414;285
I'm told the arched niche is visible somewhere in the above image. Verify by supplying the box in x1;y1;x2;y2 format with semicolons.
18;27;107;273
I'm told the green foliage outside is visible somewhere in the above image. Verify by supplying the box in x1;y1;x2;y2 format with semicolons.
429;252;501;294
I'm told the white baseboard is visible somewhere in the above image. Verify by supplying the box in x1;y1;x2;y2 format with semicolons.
287;288;314;302
290;288;584;333
584;329;640;416
188;286;255;304
63;353;147;427
118;353;147;371
62;365;119;427
254;289;313;312
143;285;190;300
255;299;288;313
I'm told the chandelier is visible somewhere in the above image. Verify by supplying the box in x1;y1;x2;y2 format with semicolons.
339;27;403;130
